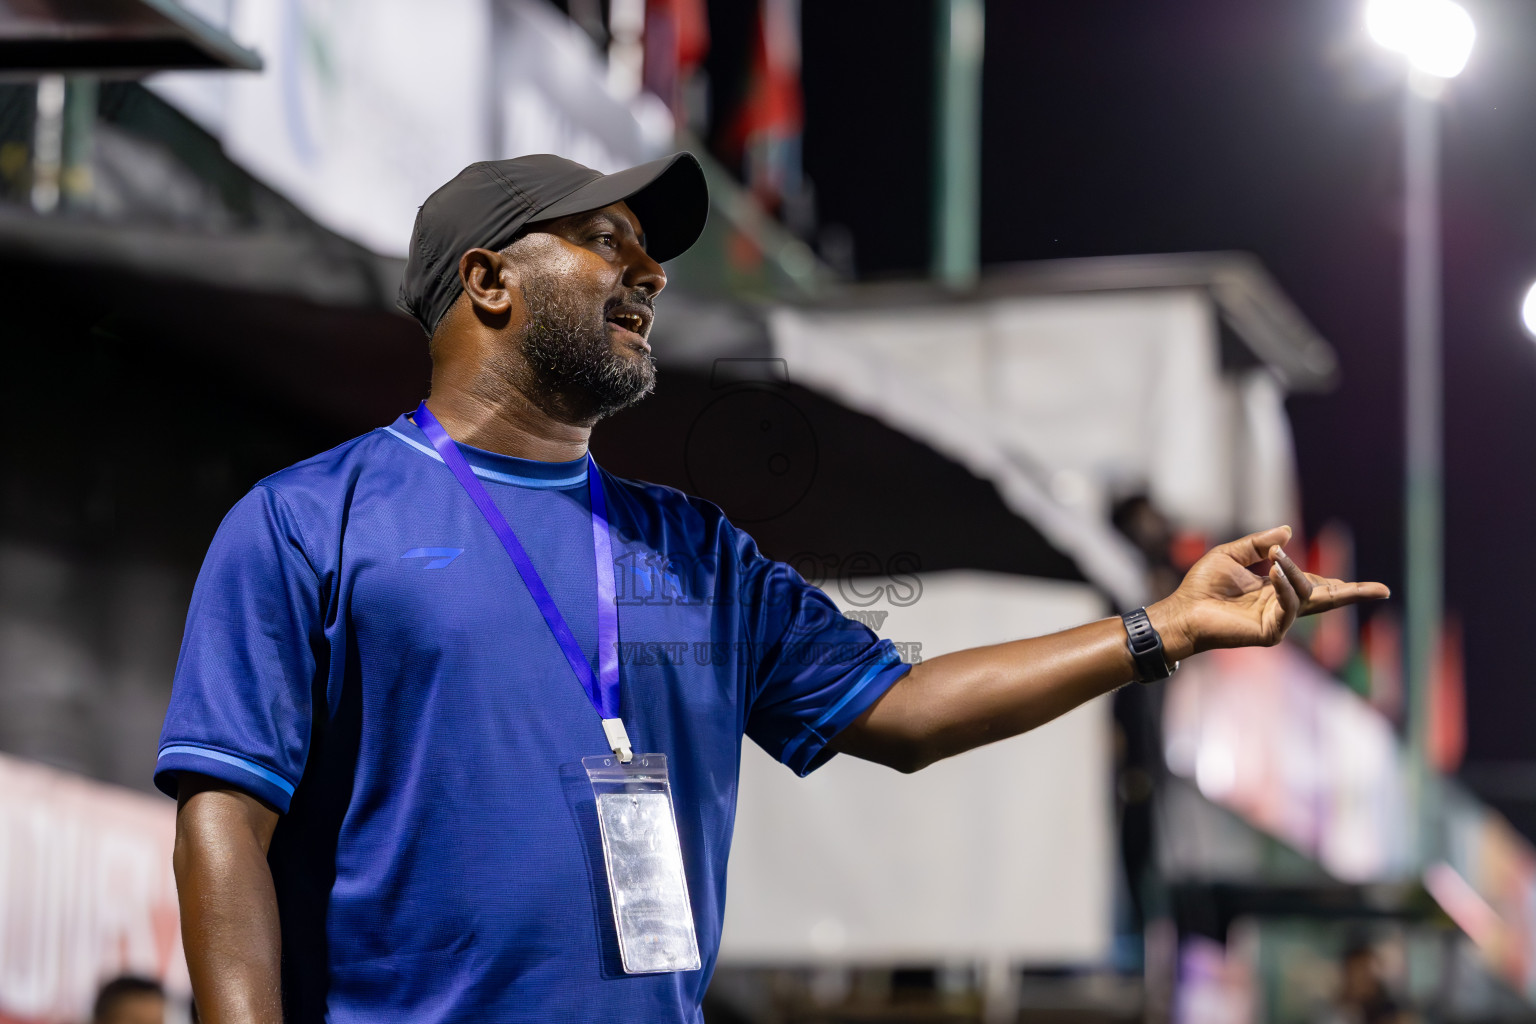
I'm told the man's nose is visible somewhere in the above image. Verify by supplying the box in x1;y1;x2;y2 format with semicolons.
623;245;667;297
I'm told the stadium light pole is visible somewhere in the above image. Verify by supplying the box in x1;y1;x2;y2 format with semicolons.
1365;0;1473;846
932;0;984;290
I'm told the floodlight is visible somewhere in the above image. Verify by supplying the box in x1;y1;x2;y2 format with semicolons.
1366;0;1476;79
1522;282;1536;339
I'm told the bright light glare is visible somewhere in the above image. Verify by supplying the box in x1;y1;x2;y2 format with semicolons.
1521;281;1536;339
1366;0;1476;78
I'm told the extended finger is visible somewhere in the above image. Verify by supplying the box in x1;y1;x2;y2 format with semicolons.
1212;525;1293;567
1269;546;1314;601
1270;562;1301;640
1301;578;1392;614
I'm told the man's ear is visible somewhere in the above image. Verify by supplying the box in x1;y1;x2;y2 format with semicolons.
458;248;518;318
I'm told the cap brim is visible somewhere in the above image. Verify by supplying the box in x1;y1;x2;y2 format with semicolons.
532;152;709;263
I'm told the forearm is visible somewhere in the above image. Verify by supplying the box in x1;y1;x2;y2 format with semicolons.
833;599;1187;772
174;782;284;1024
832;524;1389;773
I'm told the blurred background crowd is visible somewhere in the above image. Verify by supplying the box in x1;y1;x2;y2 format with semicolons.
3;0;1536;1021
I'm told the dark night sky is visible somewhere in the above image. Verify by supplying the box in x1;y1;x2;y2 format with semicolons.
791;2;1536;776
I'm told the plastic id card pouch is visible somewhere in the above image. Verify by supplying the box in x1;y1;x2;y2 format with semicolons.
582;753;703;974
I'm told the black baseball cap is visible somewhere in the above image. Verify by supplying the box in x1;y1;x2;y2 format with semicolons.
398;151;709;336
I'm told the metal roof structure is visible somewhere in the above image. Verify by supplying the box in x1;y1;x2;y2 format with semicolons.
0;0;260;75
801;251;1340;393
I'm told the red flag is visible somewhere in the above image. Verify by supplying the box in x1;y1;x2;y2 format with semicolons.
1306;522;1356;672
644;0;710;120
1428;616;1466;773
723;0;803;210
1363;610;1403;725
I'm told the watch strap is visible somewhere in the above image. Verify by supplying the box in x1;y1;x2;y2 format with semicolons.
1122;606;1175;684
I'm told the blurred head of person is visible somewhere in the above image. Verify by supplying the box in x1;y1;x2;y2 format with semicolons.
92;976;164;1024
1340;942;1383;1003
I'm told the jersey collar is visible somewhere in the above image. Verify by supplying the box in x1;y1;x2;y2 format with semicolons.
384;412;590;490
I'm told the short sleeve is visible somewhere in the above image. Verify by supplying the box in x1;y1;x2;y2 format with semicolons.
738;540;912;777
154;485;324;812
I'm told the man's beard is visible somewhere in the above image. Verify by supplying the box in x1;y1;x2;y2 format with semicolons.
515;276;656;424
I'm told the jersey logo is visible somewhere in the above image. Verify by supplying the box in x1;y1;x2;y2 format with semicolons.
401;547;464;569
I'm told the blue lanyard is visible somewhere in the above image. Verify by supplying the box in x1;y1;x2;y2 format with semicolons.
413;402;630;760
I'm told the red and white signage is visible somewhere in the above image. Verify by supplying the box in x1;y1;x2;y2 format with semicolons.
0;754;188;1024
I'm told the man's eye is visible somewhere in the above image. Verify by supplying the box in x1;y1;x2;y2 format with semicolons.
595;233;616;248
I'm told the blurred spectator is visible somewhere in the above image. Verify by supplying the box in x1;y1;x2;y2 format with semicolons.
91;976;164;1024
1110;494;1180;599
1315;942;1412;1024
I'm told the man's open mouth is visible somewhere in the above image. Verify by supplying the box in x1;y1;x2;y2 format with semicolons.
605;302;652;338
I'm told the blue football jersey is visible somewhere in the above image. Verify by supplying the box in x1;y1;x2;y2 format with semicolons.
155;412;910;1023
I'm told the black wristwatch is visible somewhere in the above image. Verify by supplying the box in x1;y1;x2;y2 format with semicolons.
1122;606;1177;684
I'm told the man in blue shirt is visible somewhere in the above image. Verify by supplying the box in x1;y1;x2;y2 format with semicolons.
159;152;1386;1023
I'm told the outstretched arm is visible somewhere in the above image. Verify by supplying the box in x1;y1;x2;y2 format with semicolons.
174;773;284;1024
831;525;1389;772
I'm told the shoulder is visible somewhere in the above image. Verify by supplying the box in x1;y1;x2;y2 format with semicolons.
212;428;404;563
597;468;756;562
599;469;725;522
254;427;399;498
245;426;415;525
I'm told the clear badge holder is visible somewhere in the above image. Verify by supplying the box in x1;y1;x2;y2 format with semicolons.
582;753;703;974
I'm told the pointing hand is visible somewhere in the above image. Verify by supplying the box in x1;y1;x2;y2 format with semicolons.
1150;525;1391;661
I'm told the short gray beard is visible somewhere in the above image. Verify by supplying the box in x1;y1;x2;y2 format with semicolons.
516;276;656;424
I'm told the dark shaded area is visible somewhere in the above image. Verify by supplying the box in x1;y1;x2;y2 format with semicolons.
593;369;1084;583
268;641;362;1023
699;0;757;154
0;258;369;566
0;37;237;72
1169;881;1433;946
0;0;261;74
799;1;1536;780
0;253;372;789
799;0;935;271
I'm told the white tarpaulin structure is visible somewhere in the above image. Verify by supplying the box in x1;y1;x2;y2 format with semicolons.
720;255;1338;968
769;255;1331;611
721;572;1113;964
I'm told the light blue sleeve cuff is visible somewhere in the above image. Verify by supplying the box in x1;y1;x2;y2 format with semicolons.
780;644;913;777
154;743;296;813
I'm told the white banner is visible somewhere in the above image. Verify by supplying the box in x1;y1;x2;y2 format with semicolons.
0;755;188;1024
150;0;673;258
721;572;1115;964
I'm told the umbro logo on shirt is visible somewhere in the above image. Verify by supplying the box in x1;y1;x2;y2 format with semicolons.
401;548;464;569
